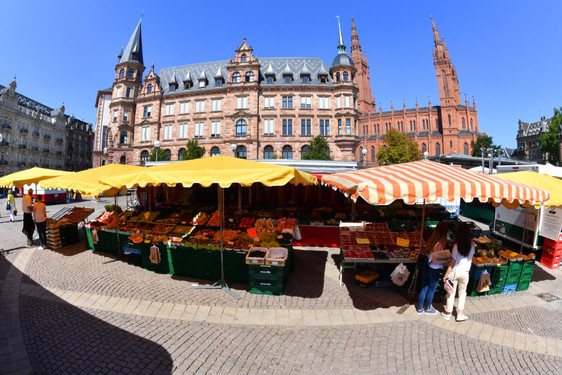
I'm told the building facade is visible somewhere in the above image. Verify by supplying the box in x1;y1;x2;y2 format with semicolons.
94;17;479;167
0;77;93;176
516;116;560;164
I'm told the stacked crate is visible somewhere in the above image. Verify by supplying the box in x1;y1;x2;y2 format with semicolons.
487;263;508;295
468;264;492;297
46;222;63;250
516;258;535;291
540;238;562;270
503;258;523;293
248;265;287;295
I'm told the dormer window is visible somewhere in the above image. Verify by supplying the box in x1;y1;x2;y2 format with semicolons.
301;74;311;83
119;69;125;78
318;74;328;83
283;74;293;83
232;72;241;83
169;83;177;92
184;81;193;90
343;72;349;81
241;54;247;62
198;79;207;88
215;78;223;86
147;84;153;93
127;69;135;78
266;75;275;84
245;72;254;82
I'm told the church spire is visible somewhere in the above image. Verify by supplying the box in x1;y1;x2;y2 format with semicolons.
431;16;445;60
119;18;144;65
336;16;346;55
351;17;361;56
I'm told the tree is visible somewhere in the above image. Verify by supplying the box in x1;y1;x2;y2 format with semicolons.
470;133;499;157
376;129;422;164
148;147;168;161
539;108;562;164
182;139;205;160
302;136;333;160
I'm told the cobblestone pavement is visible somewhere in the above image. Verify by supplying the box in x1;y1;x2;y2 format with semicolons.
1;198;562;374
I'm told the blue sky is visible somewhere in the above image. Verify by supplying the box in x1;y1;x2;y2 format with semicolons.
1;0;560;149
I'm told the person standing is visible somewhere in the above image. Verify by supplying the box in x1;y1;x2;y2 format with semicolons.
7;190;15;222
22;188;35;246
33;194;47;250
442;222;476;322
417;222;449;314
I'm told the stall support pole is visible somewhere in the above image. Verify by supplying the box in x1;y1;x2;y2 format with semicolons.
193;187;241;300
408;199;426;295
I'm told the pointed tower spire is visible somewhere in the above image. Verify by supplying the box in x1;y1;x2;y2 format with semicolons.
431;16;444;60
336;16;346;55
351;17;362;56
119;19;144;65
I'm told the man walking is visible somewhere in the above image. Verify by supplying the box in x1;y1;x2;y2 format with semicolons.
22;188;35;246
33;195;47;250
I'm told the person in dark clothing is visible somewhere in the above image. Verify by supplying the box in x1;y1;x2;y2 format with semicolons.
22;188;35;246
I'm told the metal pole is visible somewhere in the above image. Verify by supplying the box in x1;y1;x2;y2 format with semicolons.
481;148;485;174
498;149;502;168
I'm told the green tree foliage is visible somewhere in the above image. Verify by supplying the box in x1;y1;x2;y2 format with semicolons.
539;108;562;164
375;129;422;164
302;136;334;160
182;139;205;160
148;147;169;161
470;133;499;157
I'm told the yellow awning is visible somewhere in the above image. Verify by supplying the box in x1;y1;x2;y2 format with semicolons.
41;164;146;196
0;167;72;187
495;171;562;207
99;156;317;190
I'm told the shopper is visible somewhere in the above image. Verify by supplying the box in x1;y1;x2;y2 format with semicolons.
22;189;35;246
7;190;15;222
417;222;449;314
33;194;47;250
442;222;475;322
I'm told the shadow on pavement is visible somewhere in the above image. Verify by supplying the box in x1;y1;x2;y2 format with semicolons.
0;255;174;375
284;249;327;298
532;264;557;282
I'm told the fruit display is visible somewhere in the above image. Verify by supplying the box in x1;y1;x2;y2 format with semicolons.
255;218;276;232
238;217;255;228
205;210;221;226
276;217;297;232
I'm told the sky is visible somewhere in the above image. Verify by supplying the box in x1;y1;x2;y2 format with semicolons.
1;0;560;149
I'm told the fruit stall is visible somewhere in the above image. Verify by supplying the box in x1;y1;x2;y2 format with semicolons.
46;207;95;249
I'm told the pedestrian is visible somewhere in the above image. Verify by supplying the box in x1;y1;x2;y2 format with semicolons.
417;222;449;314
442;222;476;322
33;194;47;250
7;190;15;222
22;188;35;246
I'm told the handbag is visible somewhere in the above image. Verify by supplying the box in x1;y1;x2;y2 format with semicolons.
5;201;9;211
390;263;410;286
13;207;17;216
476;270;491;292
444;277;455;294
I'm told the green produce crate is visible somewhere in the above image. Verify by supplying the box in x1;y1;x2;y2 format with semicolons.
468;264;492;296
505;274;521;285
96;230;120;255
516;280;531;291
84;227;96;250
507;259;523;275
224;249;249;284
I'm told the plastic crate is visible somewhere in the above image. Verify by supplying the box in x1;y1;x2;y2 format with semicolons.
516;280;531;291
487;287;503;295
265;247;288;267
540;253;561;269
468;265;492;296
246;247;267;265
543;244;562;257
507;258;523;275
503;283;518;293
505;274;521;285
543;238;562;251
249;281;283;296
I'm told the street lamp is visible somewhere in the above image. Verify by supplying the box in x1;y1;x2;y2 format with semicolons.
361;148;368;167
230;143;237;158
423;151;429;160
154;140;161;162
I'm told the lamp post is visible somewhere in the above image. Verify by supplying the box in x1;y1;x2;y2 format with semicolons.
361;148;368;167
488;149;494;174
423;151;429;160
230;143;237;158
154;140;161;162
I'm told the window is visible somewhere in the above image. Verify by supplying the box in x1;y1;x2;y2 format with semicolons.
215;78;223;86
301;74;310;83
119;69;125;78
141;126;150;142
236;96;248;109
126;87;131;98
450;141;453;148
435;143;441;156
462;118;466;129
301;145;310;159
283;74;292;83
282;119;293;135
282;145;293;159
263;119;274;135
195;100;205;113
140;150;149;163
264;145;274;159
163;124;173;140
232;72;241;83
344;96;351;108
318;97;330;109
164;149;171;161
235;145;247;159
143;106;152;118
165;103;174;116
301;119;311;135
464;143;469;155
178;123;188;139
371;146;376;162
319;119;330;135
346;119;351;135
113;110;118;122
169;83;177;92
198;79;207;88
120;132;128;144
245;72;254;82
266;75;274;84
211;146;220;156
470;118;473;130
343;72;349;81
282;96;293;109
338;119;342;135
241;54;247;62
178;148;186;160
211;121;221;137
147;84;153;93
336;72;341;82
123;110;129;122
264;96;275;109
318;74;328;83
236;120;247;135
127;69;134;78
300;96;311;109
336;97;342;108
194;122;204;138
211;99;222;111
422;143;427;154
184;81;192;90
448;114;452;127
180;102;189;114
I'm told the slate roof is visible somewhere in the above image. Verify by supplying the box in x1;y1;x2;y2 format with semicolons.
119;20;144;66
0;83;54;116
518;118;551;137
158;57;333;95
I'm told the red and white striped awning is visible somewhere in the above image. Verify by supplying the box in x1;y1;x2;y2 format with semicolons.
321;160;550;207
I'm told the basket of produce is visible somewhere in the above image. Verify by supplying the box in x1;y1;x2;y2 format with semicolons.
265;247;288;266
246;247;267;265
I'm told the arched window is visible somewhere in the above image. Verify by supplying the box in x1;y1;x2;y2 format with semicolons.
441;70;449;97
343;72;349;81
147;84;153;93
240;54;247;62
164;149;172;161
448;114;451;127
470;118;473;130
119;69;125;78
119;155;126;164
140;150;149;164
235;145;247;159
462;117;466;129
211;146;220;156
178;148;186;160
301;145;310;159
232;72;241;83
127;69;135;78
245;71;254;82
422;143;427;154
282;145;293;159
263;145;274;159
463;143;469;155
120;131;128;144
371;146;376;162
435;143;441;156
336;72;341;82
236;119;247;135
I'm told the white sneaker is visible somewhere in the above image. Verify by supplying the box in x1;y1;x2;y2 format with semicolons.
441;312;451;321
37;246;43;250
456;314;469;322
